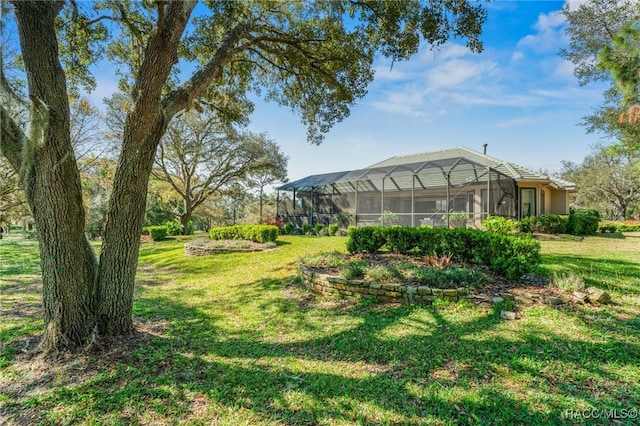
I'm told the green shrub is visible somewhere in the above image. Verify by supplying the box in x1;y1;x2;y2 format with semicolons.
314;223;326;235
346;226;387;254
486;234;541;280
482;215;517;234
384;226;420;254
346;226;540;279
617;223;640;232
416;266;490;289
328;224;339;236
282;222;296;235
148;226;168;241
165;220;183;236
536;214;568;234
342;259;367;279
567;209;600;235
209;226;241;240
599;221;640;232
517;216;536;233
301;224;314;235
209;225;279;243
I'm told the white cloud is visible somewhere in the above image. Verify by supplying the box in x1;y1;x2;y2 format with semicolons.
510;51;525;63
430;44;473;61
517;10;568;53
495;117;535;129
552;59;576;80
426;59;498;91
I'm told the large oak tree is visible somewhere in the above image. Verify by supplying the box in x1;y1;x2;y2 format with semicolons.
0;0;486;353
154;111;287;234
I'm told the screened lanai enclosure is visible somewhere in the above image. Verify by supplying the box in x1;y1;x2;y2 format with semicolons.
276;147;575;228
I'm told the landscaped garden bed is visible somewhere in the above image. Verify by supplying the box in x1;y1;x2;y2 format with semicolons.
184;238;277;256
299;251;569;306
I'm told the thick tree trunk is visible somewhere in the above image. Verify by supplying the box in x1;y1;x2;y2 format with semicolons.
13;3;97;351
95;2;195;335
180;214;190;235
96;120;167;335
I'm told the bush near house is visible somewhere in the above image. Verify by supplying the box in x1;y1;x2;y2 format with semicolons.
209;224;279;243
144;226;168;241
516;209;600;236
347;226;540;280
482;215;518;234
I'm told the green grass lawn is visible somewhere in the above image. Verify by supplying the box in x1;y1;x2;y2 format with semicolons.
1;232;639;425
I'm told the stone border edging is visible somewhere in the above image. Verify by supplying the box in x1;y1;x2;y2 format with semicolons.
185;245;265;256
300;265;472;305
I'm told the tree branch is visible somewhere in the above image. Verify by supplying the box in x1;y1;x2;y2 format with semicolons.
163;19;252;118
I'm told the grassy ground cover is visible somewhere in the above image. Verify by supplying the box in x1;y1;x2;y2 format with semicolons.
1;232;639;425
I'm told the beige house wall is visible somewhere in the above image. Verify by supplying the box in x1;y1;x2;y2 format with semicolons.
549;189;570;214
516;182;572;216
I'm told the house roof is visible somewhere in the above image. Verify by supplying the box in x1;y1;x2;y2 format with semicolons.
278;146;575;193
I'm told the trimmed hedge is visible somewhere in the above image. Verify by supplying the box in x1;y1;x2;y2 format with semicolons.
599;221;640;233
209;225;279;243
535;214;568;234
567;209;600;235
518;209;600;236
145;226;168;241
346;226;540;280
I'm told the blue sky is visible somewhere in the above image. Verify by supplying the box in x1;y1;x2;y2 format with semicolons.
84;0;609;184
244;0;609;183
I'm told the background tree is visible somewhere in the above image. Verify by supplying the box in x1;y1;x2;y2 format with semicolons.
597;23;640;129
561;0;640;150
153;111;287;234
244;140;288;223
560;145;640;220
0;157;27;228
1;1;487;352
70;98;110;170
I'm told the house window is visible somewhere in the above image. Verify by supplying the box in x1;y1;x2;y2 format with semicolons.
481;189;489;219
540;190;546;214
521;188;535;218
468;191;475;214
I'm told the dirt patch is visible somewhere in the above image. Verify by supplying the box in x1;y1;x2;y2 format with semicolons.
0;318;170;425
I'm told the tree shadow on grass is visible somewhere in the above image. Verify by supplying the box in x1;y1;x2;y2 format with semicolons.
539;254;640;295
3;273;639;425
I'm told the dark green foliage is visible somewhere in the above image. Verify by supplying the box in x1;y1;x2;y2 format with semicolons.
315;223;325;235
347;226;541;279
566;209;600;235
209;225;279;243
342;259;367;280
415;266;490;288
146;226;168;241
485;234;541;280
328;224;339;236
599;224;617;233
535;214;568;234
346;226;387;254
284;222;295;235
384;227;420;254
517;216;536;233
301;224;313;235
